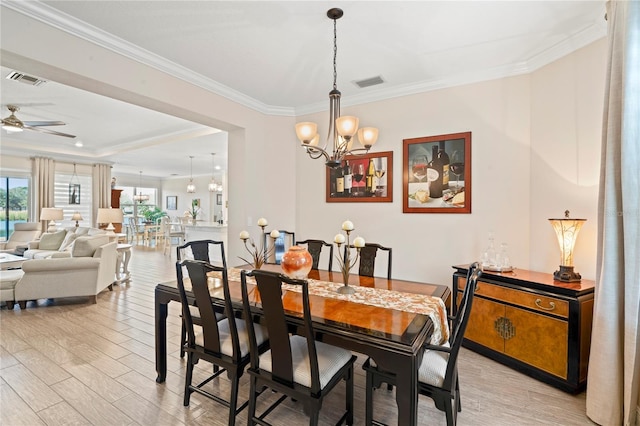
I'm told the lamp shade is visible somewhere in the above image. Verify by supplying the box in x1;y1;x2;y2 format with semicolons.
548;210;586;282
40;207;63;221
71;212;83;221
97;208;123;232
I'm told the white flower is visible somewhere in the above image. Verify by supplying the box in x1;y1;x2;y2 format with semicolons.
239;230;250;240
257;217;268;227
353;236;366;248
270;230;280;239
334;233;346;244
342;220;354;231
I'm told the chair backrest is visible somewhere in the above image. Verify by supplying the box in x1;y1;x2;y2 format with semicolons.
264;230;295;265
176;260;241;361
441;262;481;389
345;242;392;279
295;239;333;270
241;269;322;393
177;240;227;269
5;222;42;248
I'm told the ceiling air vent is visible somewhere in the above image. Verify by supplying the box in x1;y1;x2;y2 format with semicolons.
5;70;48;87
354;76;385;88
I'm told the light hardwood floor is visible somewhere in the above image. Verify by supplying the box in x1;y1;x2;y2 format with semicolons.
0;246;594;425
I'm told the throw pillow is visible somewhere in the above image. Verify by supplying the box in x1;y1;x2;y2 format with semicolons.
72;235;108;257
38;230;67;250
75;227;90;236
58;232;78;251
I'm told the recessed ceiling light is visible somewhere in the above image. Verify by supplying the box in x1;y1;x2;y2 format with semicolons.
75;141;83;147
215;166;221;170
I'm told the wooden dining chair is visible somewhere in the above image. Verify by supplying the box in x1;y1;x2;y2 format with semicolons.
240;269;356;426
176;260;269;426
263;230;295;265
295;239;333;270
362;262;482;426
344;242;392;280
177;240;227;358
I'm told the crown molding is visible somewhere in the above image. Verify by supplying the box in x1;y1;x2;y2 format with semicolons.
2;1;295;117
4;1;606;119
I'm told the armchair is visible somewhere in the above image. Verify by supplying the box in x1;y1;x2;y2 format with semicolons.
0;223;42;255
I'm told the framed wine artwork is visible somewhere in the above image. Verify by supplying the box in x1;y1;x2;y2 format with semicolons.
403;132;471;213
326;151;393;203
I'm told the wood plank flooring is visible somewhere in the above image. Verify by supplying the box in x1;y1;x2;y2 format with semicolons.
0;246;595;425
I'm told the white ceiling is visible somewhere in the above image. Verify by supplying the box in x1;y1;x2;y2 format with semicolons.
0;1;606;178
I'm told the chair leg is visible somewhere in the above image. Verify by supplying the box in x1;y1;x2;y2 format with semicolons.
346;367;354;425
444;398;455;426
183;353;194;406
247;376;258;426
228;372;239;426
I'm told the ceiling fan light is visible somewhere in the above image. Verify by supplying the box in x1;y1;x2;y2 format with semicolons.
336;116;359;138
2;123;23;132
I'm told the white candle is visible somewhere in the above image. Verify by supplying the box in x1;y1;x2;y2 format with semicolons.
334;233;346;244
270;230;280;239
257;218;268;227
353;236;366;248
342;220;354;231
239;230;250;240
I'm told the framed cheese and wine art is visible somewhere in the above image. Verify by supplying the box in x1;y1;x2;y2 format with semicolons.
326;151;393;202
403;132;471;213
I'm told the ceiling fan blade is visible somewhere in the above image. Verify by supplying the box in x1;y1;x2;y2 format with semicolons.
23;125;76;138
22;120;66;127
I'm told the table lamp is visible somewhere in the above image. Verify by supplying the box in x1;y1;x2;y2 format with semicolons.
71;211;83;228
548;210;586;282
97;208;123;235
40;207;63;233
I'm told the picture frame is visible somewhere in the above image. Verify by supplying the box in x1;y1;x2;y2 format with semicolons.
216;193;222;205
69;184;81;205
166;195;177;210
192;198;200;208
326;151;393;203
403;132;471;213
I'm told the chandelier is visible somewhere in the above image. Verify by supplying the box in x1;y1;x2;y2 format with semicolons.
186;156;196;193
295;8;379;168
208;153;222;192
133;171;149;202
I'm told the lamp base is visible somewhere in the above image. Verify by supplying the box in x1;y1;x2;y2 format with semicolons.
553;265;582;282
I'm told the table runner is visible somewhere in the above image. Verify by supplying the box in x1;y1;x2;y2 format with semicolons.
226;268;449;345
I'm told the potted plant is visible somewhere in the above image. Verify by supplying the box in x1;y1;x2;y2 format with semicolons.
139;205;167;223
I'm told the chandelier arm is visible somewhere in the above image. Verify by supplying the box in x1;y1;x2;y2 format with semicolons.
302;144;330;161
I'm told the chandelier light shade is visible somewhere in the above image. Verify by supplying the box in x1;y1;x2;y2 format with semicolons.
187;156;196;193
548;210;586;282
133;171;149;202
294;8;379;168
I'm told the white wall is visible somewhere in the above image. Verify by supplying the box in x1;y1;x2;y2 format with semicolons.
530;39;606;280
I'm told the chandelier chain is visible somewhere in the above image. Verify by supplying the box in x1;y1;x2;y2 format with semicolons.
333;17;338;90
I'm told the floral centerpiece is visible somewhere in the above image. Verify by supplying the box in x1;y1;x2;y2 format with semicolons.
239;217;280;269
333;220;365;294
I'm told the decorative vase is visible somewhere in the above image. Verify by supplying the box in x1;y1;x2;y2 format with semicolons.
281;245;313;279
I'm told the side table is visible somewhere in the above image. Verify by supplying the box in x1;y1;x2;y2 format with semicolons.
115;244;132;284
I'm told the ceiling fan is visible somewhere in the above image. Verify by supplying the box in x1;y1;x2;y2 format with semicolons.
1;105;76;138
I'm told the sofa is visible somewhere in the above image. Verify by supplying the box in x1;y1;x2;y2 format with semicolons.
2;235;118;309
24;227;106;259
0;222;42;255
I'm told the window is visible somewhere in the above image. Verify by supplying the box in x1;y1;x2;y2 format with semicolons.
54;173;92;227
0;176;29;241
119;185;158;222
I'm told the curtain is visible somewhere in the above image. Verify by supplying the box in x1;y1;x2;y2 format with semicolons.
92;164;112;227
31;157;55;227
586;2;640;426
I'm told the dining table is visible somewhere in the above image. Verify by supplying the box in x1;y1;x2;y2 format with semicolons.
154;264;451;425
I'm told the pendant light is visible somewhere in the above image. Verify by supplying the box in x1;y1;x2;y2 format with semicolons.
208;153;222;192
186;156;196;193
294;8;379;168
133;171;149;202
